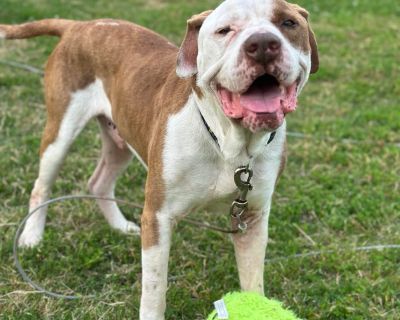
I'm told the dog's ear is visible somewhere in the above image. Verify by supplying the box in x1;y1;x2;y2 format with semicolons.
176;10;213;78
294;5;319;74
308;25;319;74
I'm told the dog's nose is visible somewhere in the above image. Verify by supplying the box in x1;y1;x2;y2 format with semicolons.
244;32;281;64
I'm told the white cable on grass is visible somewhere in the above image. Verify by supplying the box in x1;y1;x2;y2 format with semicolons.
0;60;44;75
13;195;142;300
265;244;400;263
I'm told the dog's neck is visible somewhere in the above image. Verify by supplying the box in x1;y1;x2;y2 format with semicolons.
193;91;276;162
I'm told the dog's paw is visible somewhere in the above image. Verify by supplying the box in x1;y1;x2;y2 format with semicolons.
125;221;141;235
108;218;140;235
18;230;42;248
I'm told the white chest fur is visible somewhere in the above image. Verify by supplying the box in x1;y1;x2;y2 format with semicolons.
162;95;285;217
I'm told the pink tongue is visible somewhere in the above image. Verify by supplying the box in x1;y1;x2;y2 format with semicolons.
240;86;281;113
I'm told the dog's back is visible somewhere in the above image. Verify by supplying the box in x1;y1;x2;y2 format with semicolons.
0;18;180;94
0;19;187;155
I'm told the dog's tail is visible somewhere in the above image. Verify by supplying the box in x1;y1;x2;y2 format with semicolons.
0;19;74;40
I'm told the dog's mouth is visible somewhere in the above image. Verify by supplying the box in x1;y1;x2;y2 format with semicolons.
217;74;298;132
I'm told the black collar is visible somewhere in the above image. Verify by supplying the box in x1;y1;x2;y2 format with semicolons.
200;111;220;147
199;111;276;148
267;131;277;144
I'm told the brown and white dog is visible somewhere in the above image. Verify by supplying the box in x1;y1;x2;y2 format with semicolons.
1;0;318;318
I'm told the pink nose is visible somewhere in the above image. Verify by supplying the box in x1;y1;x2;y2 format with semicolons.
244;32;281;65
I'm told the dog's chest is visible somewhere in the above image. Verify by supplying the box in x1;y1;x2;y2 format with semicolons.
163;138;279;214
164;146;241;202
161;98;284;215
198;160;250;213
202;159;243;201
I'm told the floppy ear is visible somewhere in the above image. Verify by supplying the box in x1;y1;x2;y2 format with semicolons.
294;5;319;74
176;10;213;78
307;25;319;74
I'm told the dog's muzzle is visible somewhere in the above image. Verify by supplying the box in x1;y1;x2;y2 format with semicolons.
217;32;298;133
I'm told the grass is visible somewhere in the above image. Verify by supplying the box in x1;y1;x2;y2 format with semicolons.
0;0;399;319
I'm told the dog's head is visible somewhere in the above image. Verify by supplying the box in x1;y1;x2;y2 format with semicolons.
177;0;319;133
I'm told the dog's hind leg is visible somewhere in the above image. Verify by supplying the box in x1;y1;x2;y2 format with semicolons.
88;115;140;235
18;80;102;247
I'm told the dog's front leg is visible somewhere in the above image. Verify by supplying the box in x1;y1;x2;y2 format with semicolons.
232;211;269;294
140;202;172;320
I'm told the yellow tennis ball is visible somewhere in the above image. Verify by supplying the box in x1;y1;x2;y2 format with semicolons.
207;292;301;320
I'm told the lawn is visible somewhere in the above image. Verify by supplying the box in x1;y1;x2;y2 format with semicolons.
0;0;399;319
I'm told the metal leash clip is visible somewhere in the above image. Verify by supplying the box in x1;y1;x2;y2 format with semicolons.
230;165;253;233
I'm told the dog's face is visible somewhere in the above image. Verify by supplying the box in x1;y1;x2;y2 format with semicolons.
177;0;319;133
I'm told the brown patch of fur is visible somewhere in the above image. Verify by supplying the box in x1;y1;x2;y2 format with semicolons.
141;206;160;249
191;76;203;99
272;0;319;73
271;1;309;52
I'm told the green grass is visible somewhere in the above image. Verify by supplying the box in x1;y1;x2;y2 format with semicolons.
0;0;399;319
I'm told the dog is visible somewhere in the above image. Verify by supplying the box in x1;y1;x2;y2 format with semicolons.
0;0;318;318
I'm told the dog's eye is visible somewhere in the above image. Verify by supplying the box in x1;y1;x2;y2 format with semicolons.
282;19;297;28
216;26;232;35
